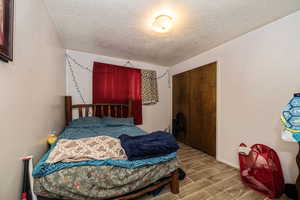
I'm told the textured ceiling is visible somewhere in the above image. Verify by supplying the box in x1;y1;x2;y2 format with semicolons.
44;0;300;66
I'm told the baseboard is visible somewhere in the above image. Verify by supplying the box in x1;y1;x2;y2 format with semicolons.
217;158;240;169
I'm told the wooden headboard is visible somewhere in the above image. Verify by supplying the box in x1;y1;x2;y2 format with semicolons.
65;96;133;125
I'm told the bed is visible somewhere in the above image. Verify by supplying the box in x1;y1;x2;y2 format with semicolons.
33;96;179;200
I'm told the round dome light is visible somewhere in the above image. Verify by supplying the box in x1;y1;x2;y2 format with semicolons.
152;15;173;33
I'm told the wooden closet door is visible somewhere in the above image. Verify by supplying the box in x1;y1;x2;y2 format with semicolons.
172;72;190;143
189;63;216;157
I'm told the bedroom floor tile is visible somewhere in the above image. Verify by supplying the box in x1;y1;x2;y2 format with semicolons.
137;143;287;200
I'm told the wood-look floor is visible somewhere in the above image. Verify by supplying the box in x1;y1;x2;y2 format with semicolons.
139;143;287;200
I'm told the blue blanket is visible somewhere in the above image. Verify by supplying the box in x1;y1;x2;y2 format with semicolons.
32;119;177;178
119;131;179;161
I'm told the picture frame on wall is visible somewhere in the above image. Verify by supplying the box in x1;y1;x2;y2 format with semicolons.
0;0;13;62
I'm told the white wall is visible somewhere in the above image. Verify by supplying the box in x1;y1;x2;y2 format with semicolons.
170;11;300;183
0;0;66;199
66;50;171;132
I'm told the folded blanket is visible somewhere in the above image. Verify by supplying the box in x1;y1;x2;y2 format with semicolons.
46;136;127;163
119;131;179;161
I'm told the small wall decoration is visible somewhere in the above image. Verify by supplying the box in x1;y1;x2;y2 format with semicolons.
0;0;13;62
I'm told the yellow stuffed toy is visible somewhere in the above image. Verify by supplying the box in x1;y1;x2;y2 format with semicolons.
47;133;57;145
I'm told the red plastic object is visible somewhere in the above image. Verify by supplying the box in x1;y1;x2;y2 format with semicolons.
21;192;27;200
238;143;284;198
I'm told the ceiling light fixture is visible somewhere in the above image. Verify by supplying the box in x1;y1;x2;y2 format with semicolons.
152;14;173;33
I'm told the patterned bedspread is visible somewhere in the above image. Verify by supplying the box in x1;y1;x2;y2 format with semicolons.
34;158;179;200
33;118;179;199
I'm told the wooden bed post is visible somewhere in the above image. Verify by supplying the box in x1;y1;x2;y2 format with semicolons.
65;96;72;125
128;99;133;117
170;169;180;194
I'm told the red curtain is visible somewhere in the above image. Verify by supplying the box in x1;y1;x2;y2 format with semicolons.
93;62;142;124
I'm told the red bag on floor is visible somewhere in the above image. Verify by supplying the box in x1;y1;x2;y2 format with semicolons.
238;143;284;198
